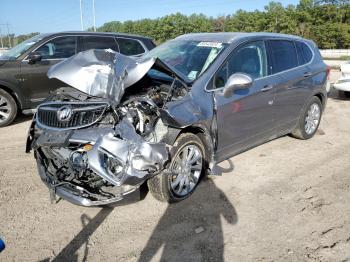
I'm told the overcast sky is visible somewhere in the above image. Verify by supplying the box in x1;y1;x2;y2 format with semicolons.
1;0;299;35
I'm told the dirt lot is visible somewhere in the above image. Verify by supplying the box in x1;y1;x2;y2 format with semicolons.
1;70;350;262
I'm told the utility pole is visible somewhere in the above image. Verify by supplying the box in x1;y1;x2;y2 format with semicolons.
6;23;11;48
80;0;84;31
92;0;96;32
0;27;3;49
0;24;11;48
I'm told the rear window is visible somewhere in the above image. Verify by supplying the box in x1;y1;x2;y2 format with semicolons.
82;36;119;52
116;38;145;56
268;40;298;74
295;41;313;65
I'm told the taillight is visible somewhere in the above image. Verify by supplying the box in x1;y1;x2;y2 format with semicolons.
326;66;331;80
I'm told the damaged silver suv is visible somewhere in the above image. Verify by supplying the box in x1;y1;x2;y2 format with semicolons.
26;33;327;206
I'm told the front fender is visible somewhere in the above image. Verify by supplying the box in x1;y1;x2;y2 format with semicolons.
0;79;25;109
160;88;214;127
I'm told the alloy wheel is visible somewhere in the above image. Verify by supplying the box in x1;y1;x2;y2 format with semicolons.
0;94;11;125
305;103;321;135
169;144;203;197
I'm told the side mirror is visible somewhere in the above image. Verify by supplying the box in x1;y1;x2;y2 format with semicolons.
27;52;42;64
222;73;253;98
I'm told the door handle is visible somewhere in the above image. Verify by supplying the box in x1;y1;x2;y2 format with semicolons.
303;72;312;77
261;85;273;92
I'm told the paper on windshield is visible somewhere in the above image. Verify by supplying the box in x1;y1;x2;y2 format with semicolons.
197;42;223;48
187;70;198;80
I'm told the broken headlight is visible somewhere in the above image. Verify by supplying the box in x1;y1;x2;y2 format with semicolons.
103;153;125;182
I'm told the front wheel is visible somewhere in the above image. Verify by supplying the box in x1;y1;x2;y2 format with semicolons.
291;96;322;140
0;89;17;127
148;133;205;203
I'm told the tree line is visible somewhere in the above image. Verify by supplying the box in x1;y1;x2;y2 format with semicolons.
1;32;39;49
9;0;350;49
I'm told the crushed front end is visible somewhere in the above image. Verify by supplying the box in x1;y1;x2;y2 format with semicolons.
26;50;190;206
27;97;170;206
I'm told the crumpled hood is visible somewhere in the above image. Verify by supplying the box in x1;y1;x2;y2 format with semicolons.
47;49;155;103
47;49;189;104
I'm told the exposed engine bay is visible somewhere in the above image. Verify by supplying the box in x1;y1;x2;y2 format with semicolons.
26;49;192;206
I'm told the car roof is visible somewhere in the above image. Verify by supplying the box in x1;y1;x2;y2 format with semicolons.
42;31;153;41
175;32;304;43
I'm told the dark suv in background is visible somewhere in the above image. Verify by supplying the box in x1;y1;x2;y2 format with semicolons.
0;32;156;126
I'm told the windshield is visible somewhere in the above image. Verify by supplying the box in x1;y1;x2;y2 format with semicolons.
0;34;45;60
144;40;227;81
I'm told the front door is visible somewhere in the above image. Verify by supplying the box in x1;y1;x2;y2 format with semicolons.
19;36;78;108
213;40;277;161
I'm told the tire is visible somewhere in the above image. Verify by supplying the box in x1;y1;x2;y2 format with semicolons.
0;89;17;127
338;90;350;98
148;133;205;203
291;96;322;140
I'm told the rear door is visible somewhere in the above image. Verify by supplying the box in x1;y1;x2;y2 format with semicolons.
213;40;277;160
19;36;78;107
267;40;314;131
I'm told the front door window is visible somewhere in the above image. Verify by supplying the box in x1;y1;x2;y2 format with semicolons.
215;41;268;88
34;36;77;59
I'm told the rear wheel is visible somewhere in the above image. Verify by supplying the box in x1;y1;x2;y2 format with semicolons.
291;96;322;140
148;133;205;203
0;89;17;127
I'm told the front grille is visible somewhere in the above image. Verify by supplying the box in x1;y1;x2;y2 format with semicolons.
37;102;108;129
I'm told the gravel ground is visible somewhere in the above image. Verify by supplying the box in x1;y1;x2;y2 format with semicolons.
1;70;350;262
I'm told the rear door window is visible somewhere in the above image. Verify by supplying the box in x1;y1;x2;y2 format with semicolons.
82;36;119;52
35;36;77;59
268;40;298;74
116;38;145;56
295;41;313;65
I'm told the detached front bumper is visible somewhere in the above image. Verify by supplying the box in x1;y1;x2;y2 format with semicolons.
29;119;169;207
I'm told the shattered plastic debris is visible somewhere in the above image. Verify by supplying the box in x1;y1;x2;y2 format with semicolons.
195;226;205;234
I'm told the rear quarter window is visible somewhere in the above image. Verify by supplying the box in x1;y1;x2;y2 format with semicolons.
295;41;313;65
116;38;145;56
268;40;298;74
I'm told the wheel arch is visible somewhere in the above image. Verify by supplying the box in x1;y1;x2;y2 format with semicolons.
0;83;23;109
176;125;214;169
313;92;326;110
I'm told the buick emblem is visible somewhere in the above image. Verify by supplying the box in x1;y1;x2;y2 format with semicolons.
57;106;73;122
